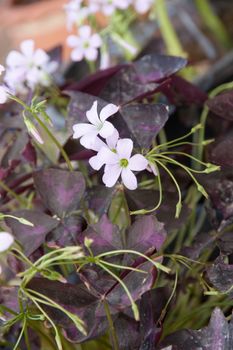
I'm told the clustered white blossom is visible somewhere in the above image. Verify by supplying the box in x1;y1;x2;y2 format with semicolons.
72;100;148;190
0;40;58;103
64;0;154;63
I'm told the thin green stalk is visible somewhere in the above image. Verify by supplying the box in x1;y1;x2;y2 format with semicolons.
0;179;27;206
13;317;27;350
156;0;186;57
103;300;120;350
23;322;31;350
98;261;139;321
195;0;232;48
196;81;233;166
100;260;147;274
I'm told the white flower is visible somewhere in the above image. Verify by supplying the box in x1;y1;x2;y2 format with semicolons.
0;232;14;253
64;0;90;30
91;0;131;16
4;40;58;93
89;129;119;169
0;86;9;104
73;100;119;149
67;25;102;61
133;0;153;14
92;138;148;190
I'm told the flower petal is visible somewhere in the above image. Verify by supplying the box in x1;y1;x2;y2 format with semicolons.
67;35;81;47
72;123;96;139
6;51;25;67
0;86;8;104
100;103;119;122
90;33;102;48
0;232;14;252
98;147;119;164
103;164;121;187
20;39;34;57
33;49;49;66
116;138;133;159
84;47;98;61
99;121;115;138
86;101;100;125
106;129;119;149
79;25;91;39
89;136;106;151
80;132;98;149
89;154;105;170
71;48;84;61
121;168;137;190
129;154;148;171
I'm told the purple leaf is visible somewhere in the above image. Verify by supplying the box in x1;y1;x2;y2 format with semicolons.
106;261;157;310
207;90;233;121
207;256;233;298
133;54;187;84
33;168;85;218
0;286;19;320
48;215;86;247
124;215;166;264
5;210;59;256
78;214;123;256
120;104;169;148
207;133;233;167
158;308;233;350
86;185;117;217
114;313;140;349
65;64;126;96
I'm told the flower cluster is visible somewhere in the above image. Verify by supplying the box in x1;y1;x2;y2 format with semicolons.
0;40;58;103
64;0;154;64
72;101;148;190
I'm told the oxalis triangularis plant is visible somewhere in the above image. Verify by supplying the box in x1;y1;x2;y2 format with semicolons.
1;29;233;350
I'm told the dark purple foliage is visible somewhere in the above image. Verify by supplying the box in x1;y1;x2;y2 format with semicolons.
207;90;233;121
158;308;233;350
207;257;233;298
33;168;85;218
5;210;59;256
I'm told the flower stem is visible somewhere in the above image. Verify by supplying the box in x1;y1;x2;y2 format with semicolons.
0;179;27;206
195;0;232;49
103;300;120;350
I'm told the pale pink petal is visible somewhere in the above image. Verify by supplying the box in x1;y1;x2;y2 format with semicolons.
103;4;115;15
20;39;35;57
80;132;98;149
0;65;5;75
90;33;102;48
0;232;14;252
89;154;105;170
100;103;119;122
67;35;81;47
147;163;158;176
115;0;130;9
0;86;8;104
99;120;115;138
71;48;84;61
121;168;137;190
33;49;49;65
72;123;96;139
86;101;100;125
103;164;122;187
79;25;91;39
84;47;98;61
90;136;106;151
129;154;148;171
106;129;119;149
98;146;119;164
134;0;152;13
116;138;133;160
6;51;25;67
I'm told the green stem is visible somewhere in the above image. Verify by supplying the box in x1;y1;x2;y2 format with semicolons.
156;0;186;57
13;317;27;350
0;179;27;206
196;81;233;167
195;0;232;48
103;300;120;350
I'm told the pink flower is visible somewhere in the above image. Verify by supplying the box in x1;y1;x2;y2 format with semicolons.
0;232;14;252
67;25;102;62
0;86;9;104
4;40;58;93
0;65;5;75
73;100;119;149
92;138;148;190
